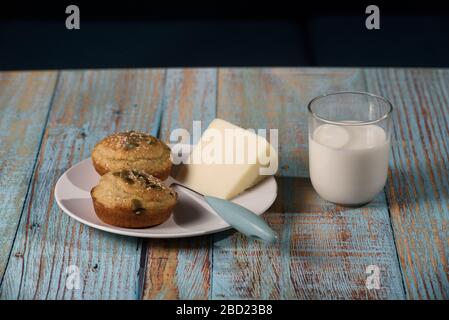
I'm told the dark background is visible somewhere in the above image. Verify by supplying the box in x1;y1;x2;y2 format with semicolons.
0;0;448;70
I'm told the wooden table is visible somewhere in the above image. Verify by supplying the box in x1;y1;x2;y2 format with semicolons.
0;68;448;300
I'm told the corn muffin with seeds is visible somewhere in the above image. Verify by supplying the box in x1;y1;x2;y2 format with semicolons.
91;169;177;228
92;131;172;180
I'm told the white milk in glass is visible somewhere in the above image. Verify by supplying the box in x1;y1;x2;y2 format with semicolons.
309;123;389;205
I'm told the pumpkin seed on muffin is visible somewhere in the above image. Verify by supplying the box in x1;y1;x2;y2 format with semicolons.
91;169;177;228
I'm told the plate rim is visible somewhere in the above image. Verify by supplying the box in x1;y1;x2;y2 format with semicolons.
54;150;278;238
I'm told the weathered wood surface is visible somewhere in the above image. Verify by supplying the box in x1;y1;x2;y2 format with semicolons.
365;69;449;299
213;68;405;299
142;68;217;299
0;68;447;300
0;69;165;299
0;71;58;282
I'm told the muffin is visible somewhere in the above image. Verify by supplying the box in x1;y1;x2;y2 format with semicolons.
91;169;177;228
92;131;172;180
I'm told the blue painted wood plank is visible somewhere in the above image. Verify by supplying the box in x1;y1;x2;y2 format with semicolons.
365;69;449;299
0;71;58;283
142;68;217;299
212;68;405;299
0;69;165;299
2;67;445;300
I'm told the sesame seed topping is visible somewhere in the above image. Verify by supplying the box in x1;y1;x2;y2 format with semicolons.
104;131;158;150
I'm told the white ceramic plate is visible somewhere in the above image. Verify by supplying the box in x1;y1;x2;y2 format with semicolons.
54;144;277;238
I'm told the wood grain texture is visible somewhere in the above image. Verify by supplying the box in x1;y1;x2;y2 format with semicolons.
0;71;58;282
142;68;217;299
0;69;165;299
1;67;447;300
212;68;405;299
365;69;449;299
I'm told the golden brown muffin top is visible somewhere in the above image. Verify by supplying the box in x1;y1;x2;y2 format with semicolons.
94;131;171;159
92;169;177;213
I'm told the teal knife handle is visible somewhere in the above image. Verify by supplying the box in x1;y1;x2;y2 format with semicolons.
204;196;279;244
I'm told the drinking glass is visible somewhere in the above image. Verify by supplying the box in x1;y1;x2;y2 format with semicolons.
307;91;393;205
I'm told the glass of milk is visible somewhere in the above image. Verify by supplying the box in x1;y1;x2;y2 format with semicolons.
308;91;393;205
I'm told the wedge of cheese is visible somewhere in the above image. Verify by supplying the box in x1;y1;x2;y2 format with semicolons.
176;118;278;199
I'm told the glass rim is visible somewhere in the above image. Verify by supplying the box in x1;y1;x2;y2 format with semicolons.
307;91;394;126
